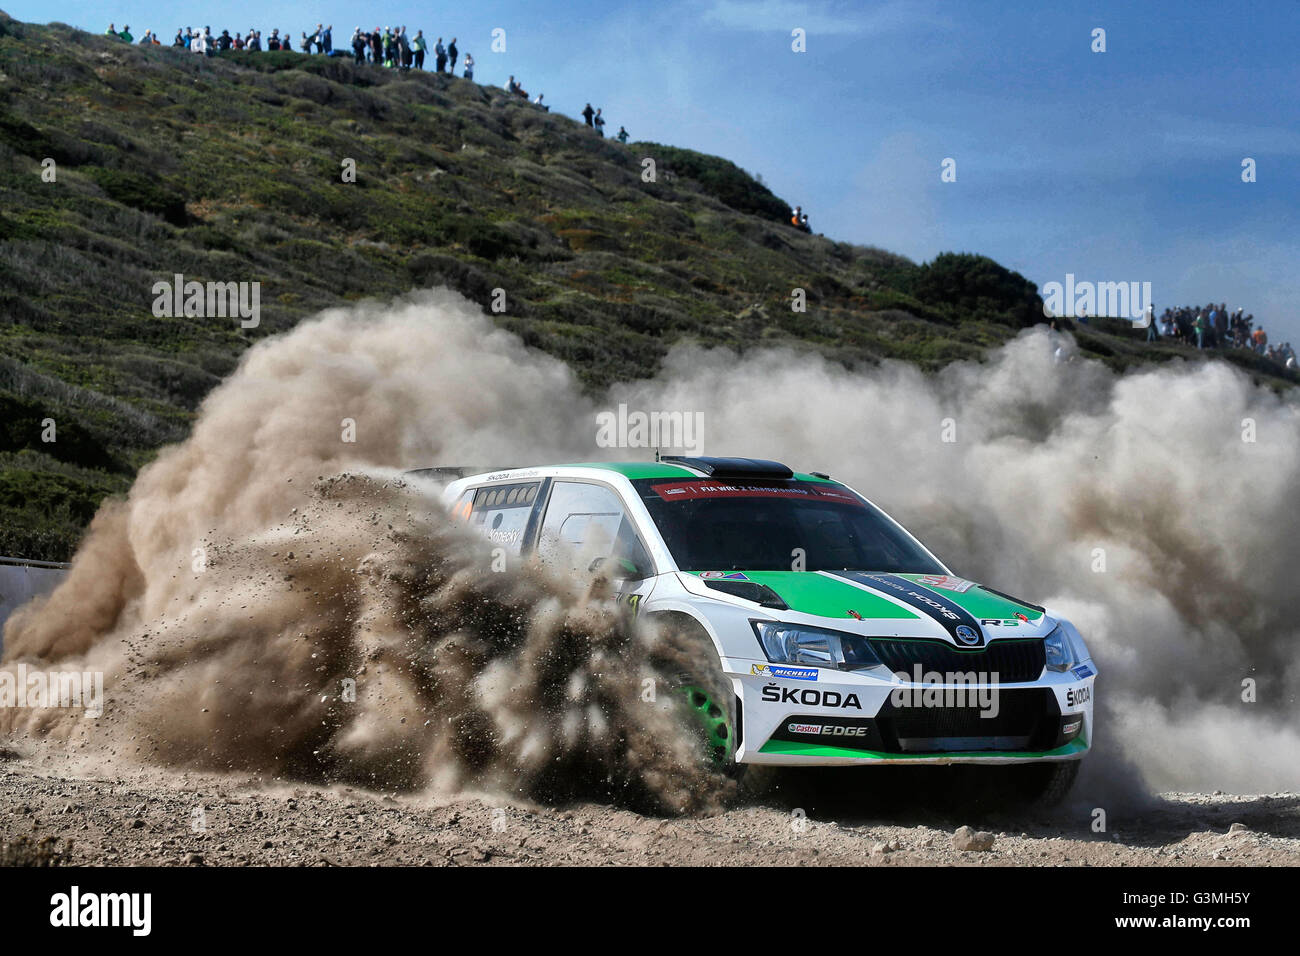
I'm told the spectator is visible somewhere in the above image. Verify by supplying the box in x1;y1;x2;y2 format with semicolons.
463;52;474;80
398;27;412;70
1193;310;1208;349
413;30;426;70
352;27;366;63
119;25;133;42
617;126;629;144
106;23;117;37
435;36;446;72
370;28;382;64
218;29;233;51
534;93;549;111
173;29;185;47
594;107;606;136
448;37;458;72
322;24;332;54
581;102;594;127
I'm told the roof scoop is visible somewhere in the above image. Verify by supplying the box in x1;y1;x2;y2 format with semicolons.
659;456;794;479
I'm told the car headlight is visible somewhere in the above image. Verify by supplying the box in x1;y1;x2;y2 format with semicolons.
752;621;885;672
1044;623;1088;672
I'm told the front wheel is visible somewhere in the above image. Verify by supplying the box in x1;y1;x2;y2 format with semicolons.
1011;759;1080;806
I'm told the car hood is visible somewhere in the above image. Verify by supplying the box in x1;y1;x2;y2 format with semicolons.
681;570;1050;647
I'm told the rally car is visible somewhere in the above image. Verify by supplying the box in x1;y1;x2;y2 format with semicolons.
418;456;1096;803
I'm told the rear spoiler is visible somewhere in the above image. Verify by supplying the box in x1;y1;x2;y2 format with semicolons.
404;466;510;483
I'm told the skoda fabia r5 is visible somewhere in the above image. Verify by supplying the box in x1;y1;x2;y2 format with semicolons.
422;456;1096;803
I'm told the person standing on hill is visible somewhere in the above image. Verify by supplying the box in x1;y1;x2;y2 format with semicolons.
448;37;458;72
434;37;447;73
352;27;365;63
617;126;629;143
593;108;606;136
413;30;427;69
399;27;413;70
581;102;595;126
322;25;332;54
463;52;474;79
369;28;382;64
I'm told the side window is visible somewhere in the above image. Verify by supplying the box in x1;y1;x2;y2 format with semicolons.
537;481;652;577
463;482;540;556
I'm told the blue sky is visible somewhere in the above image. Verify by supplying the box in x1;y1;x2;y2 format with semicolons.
13;1;1300;342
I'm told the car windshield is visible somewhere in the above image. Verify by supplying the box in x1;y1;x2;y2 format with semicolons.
633;477;945;574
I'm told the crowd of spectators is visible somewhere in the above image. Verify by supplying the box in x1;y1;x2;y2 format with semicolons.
104;21;625;142
1149;303;1295;370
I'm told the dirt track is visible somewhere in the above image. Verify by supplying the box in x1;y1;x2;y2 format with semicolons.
1;747;1296;866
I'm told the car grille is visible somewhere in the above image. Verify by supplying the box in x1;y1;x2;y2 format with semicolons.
869;637;1045;684
874;687;1060;753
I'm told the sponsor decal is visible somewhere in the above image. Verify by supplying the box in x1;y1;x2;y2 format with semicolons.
702;570;749;580
700;570;724;579
752;663;818;681
832;572;986;646
980;617;1021;627
917;574;975;593
1071;663;1095;679
761;684;862;709
847;609;863;620
787;721;868;738
1067;685;1091;707
650;481;865;506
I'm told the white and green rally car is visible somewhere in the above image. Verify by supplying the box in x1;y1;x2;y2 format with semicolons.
423;457;1096;802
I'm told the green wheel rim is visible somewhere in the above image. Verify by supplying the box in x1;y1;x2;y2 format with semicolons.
676;684;733;765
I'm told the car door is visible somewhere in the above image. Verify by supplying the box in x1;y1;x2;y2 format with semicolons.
535;479;657;612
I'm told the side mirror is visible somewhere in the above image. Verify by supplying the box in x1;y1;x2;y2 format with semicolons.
588;556;650;579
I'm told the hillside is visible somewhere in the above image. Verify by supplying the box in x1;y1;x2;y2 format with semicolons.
0;13;1294;560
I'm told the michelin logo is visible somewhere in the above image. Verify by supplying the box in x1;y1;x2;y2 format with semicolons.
752;663;818;681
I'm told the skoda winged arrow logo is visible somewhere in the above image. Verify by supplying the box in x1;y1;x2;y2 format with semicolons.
955;625;980;646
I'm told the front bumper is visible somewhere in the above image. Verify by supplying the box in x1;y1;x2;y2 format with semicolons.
733;659;1095;766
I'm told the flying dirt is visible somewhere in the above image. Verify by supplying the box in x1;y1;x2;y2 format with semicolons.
3;289;1299;843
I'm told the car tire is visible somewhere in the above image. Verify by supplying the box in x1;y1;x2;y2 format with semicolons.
1014;759;1080;806
646;612;746;782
